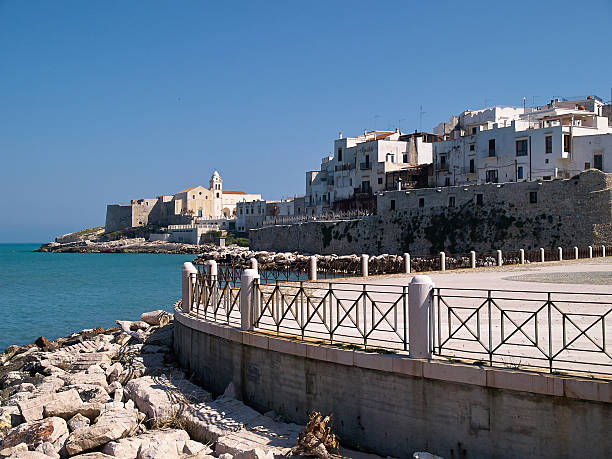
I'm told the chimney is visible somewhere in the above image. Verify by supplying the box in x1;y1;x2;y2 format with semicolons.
339;131;343;139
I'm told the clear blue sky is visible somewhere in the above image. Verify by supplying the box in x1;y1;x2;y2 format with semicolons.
1;0;611;242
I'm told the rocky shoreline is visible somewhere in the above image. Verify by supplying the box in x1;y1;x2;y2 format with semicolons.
0;308;393;459
35;239;204;254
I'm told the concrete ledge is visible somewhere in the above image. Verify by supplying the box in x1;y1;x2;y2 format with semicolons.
175;309;612;404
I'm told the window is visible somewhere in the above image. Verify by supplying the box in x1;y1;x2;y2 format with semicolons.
529;191;538;204
337;148;342;161
216;192;220;198
444;177;450;186
469;144;475;152
543;176;552;180
349;178;352;186
585;162;591;170
594;154;603;171
488;139;496;157
486;169;498;183
448;196;455;207
545;136;553;154
418;198;425;207
403;154;408;163
471;127;478;135
469;159;475;173
192;195;196;199
476;194;483;205
517;166;524;180
516;139;528;156
361;180;371;193
440;155;447;168
564;134;571;153
378;177;383;185
390;200;395;210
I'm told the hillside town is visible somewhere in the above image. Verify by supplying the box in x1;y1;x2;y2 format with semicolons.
103;93;612;247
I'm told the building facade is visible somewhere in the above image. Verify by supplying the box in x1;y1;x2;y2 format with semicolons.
433;98;611;186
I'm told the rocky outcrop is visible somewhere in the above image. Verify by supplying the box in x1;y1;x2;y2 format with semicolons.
35;239;206;254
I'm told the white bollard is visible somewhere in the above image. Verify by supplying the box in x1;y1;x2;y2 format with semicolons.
603;245;607;257
440;252;446;271
558;247;563;261
207;259;218;277
182;262;198;313
404;253;411;274
207;260;218;307
519;249;525;264
540;248;545;263
574;247;579;260
496;250;503;267
240;269;260;331
361;254;369;277
250;258;258;271
589;246;593;258
470;251;476;269
309;256;317;281
408;275;434;359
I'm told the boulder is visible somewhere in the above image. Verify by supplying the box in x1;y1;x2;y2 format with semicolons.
108;381;122;395
43;388;84;419
60;384;110;403
34;336;51;349
1;417;68;450
63;406;138;455
59;370;108;393
0;406;21;432
183;439;213;456
17;393;57;422
0;443;28;457
0;371;26;390
33;376;65;395
34;441;60;458
144;325;173;347
67;413;90;432
124;375;210;426
1;451;50;458
102;429;189;458
70;454;116;459
140;310;171;327
105;363;123;384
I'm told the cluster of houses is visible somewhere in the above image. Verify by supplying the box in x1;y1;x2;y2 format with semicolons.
105;93;612;243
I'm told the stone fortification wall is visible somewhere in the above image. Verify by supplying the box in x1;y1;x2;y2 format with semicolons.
104;204;132;232
105;200;192;233
250;170;612;255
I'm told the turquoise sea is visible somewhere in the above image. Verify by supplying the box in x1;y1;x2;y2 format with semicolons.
0;243;195;351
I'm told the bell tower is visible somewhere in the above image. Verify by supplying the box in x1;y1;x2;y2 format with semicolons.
209;170;223;218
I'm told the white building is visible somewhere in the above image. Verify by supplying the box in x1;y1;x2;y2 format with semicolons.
433;97;611;186
305;130;438;214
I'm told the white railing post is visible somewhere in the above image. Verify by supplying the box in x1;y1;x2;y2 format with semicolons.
408;275;434;359
309;256;317;281
603;245;607;257
361;254;369;277
250;258;258;270
207;260;218;308
470;251;476;269
519;249;525;264
440;252;446;271
574;247;579;260
540;248;545;263
496;250;503;266
404;253;411;274
558;247;563;261
240;269;260;331
182;262;197;313
589;246;593;258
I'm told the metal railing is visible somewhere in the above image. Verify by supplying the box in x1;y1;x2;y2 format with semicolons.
253;280;408;350
433;287;612;375
262;210;373;226
191;270;241;327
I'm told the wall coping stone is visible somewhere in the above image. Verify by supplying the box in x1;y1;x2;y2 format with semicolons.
176;308;612;404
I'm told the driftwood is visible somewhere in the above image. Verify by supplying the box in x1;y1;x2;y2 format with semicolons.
292;411;339;458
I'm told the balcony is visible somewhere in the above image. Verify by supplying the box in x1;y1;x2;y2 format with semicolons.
359;162;372;170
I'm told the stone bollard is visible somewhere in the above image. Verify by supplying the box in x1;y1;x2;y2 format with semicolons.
408;275;434;359
496;250;503;267
574;247;579;260
309;256;317;281
207;259;218;277
361;254;369;277
558;247;563;261
603;245;607;257
240;269;260;331
519;249;525;264
440;252;446;271
182;262;197;313
540;248;545;263
250;258;258;271
470;251;476;269
404;253;411;274
589;246;593;258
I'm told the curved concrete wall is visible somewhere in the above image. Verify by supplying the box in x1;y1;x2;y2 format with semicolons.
174;309;612;459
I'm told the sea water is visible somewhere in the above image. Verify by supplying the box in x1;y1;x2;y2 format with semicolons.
0;243;195;351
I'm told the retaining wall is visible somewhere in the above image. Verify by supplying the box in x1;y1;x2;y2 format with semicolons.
174;310;612;459
250;170;612;254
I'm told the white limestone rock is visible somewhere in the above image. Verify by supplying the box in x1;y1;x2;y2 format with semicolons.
140;310;171;327
101;428;189;458
59;370;109;393
67;413;90;432
60;383;110;403
43;388;84;419
34;441;60;459
0;406;21;432
105;363;123;384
